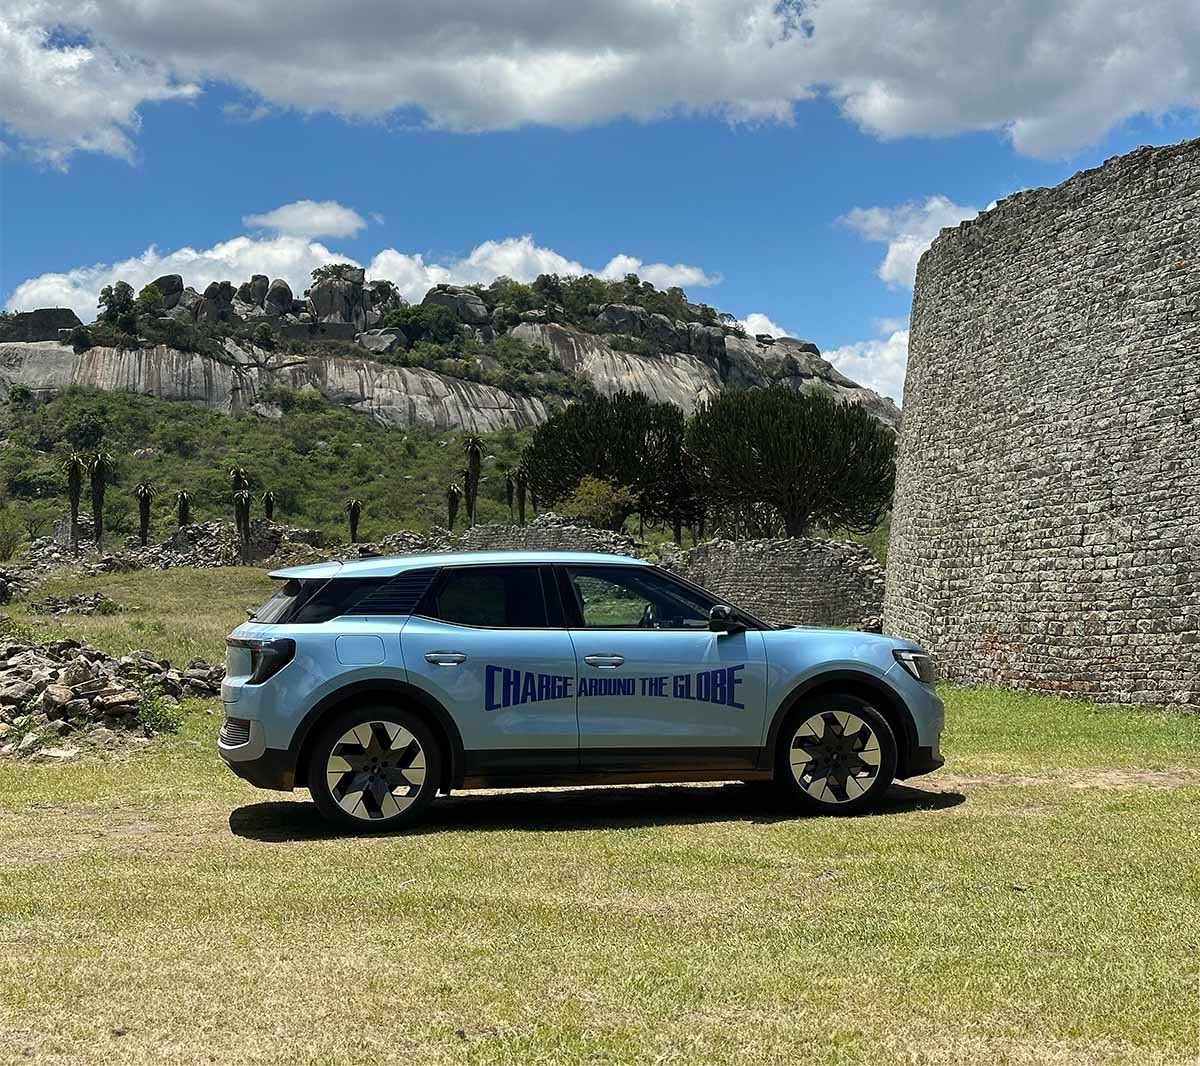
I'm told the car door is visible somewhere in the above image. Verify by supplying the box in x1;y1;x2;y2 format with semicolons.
560;564;768;772
400;564;579;778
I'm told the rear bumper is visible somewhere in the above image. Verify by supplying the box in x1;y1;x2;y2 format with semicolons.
220;746;297;791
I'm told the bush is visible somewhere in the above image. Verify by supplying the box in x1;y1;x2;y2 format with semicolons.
7;383;32;407
0;514;22;561
68;325;94;350
559;477;638;530
381;304;462;346
134;682;183;735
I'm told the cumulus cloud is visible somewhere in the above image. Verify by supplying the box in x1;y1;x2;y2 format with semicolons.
5;1;1200;163
5;230;717;319
0;5;198;165
824;327;910;405
243;200;368;239
739;312;789;338
841;195;979;288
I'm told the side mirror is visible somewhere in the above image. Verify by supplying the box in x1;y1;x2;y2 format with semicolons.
708;604;746;635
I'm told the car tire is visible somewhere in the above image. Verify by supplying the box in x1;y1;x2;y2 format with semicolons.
308;704;442;832
774;693;897;815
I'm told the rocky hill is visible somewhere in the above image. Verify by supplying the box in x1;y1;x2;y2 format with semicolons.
0;267;900;432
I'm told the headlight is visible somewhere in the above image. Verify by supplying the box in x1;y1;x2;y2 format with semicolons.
893;649;936;684
228;637;295;684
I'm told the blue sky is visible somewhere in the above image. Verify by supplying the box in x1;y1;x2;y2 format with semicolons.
3;1;1199;402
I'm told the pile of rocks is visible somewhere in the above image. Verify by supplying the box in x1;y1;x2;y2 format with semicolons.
0;637;224;760
29;591;123;616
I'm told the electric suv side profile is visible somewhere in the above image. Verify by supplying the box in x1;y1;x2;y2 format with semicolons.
219;551;944;831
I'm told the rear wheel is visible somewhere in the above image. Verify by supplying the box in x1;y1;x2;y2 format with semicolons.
309;705;441;832
775;694;897;814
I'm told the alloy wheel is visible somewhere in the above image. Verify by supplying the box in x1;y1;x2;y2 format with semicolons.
788;709;882;804
325;720;427;821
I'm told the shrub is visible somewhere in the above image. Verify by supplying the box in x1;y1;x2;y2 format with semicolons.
7;383;32;407
559;476;638;530
134;682;184;735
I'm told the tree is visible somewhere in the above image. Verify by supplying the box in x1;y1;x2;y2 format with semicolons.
519;391;688;531
134;482;158;547
687;388;895;537
232;490;251;564
310;263;358;284
499;465;515;522
345;498;363;543
515;465;528;526
98;282;135;325
229;466;249;492
88;450;115;554
380;304;461;345
261;489;275;521
7;383;32;407
134;283;164;317
61;452;87;555
175;489;192;528
462;435;485;526
446;483;462;531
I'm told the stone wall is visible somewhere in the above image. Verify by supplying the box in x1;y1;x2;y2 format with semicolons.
456;514;639;556
885;138;1200;708
666;539;885;629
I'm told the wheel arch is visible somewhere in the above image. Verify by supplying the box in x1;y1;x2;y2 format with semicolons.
292;679;466;793
765;670;917;777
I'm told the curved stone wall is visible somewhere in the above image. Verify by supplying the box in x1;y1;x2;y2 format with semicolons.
885;139;1200;707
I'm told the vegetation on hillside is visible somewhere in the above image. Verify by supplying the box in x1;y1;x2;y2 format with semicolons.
0;386;529;548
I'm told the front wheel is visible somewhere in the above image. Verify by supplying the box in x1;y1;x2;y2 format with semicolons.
309;705;442;832
775;694;897;814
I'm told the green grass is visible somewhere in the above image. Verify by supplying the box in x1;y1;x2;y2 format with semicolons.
0;570;1197;1065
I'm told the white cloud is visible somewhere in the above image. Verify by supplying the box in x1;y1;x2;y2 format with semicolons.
824;328;910;405
0;5;197;166
5;231;717;318
739;312;789;338
841;195;979;289
6;1;1200;163
243;200;368;239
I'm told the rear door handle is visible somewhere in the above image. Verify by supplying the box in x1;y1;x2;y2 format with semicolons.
584;654;625;669
424;651;467;667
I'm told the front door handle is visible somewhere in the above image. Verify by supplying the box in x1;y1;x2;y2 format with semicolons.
424;651;467;667
584;654;625;669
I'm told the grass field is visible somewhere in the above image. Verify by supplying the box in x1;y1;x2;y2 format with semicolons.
0;569;1197;1065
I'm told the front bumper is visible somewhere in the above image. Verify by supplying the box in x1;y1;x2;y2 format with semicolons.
902;740;944;779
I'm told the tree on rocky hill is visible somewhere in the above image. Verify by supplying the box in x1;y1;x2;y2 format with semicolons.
229;467;249;493
61;452;87;556
310;263;358;284
88;451;115;554
261;489;275;521
687;388;895;538
175;489;192;528
134;482;158;547
345;498;363;544
463;435;485;527
98;282;135;327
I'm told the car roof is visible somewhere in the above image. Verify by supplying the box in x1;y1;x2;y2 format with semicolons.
268;550;650;581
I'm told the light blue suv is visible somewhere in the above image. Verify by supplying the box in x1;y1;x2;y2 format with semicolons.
219;551;944;830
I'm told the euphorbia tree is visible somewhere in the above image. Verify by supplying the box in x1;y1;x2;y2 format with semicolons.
463;435;484;526
134;482;158;547
175;489;192;528
61;452;87;555
88;451;115;555
446;483;462;531
345;498;363;543
261;489;276;521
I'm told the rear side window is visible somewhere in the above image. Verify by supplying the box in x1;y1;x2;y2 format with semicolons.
425;567;548;628
250;569;437;624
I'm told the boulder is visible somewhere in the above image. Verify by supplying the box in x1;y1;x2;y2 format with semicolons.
596;303;648;336
687;322;726;361
264;279;294;318
308;275;370;331
422;285;490;325
150;274;184;309
355;328;407;356
197;281;236;324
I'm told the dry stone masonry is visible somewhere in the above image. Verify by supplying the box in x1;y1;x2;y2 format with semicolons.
667;539;885;630
885;138;1200;708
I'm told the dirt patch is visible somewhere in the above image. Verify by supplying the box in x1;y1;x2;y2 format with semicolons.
924;768;1200;792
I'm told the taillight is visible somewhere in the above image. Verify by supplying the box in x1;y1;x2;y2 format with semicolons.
228;637;295;684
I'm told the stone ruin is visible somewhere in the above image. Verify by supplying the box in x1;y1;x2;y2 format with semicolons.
885;138;1200;708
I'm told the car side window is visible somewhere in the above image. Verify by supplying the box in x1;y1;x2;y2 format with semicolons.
427;566;549;628
565;566;715;629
